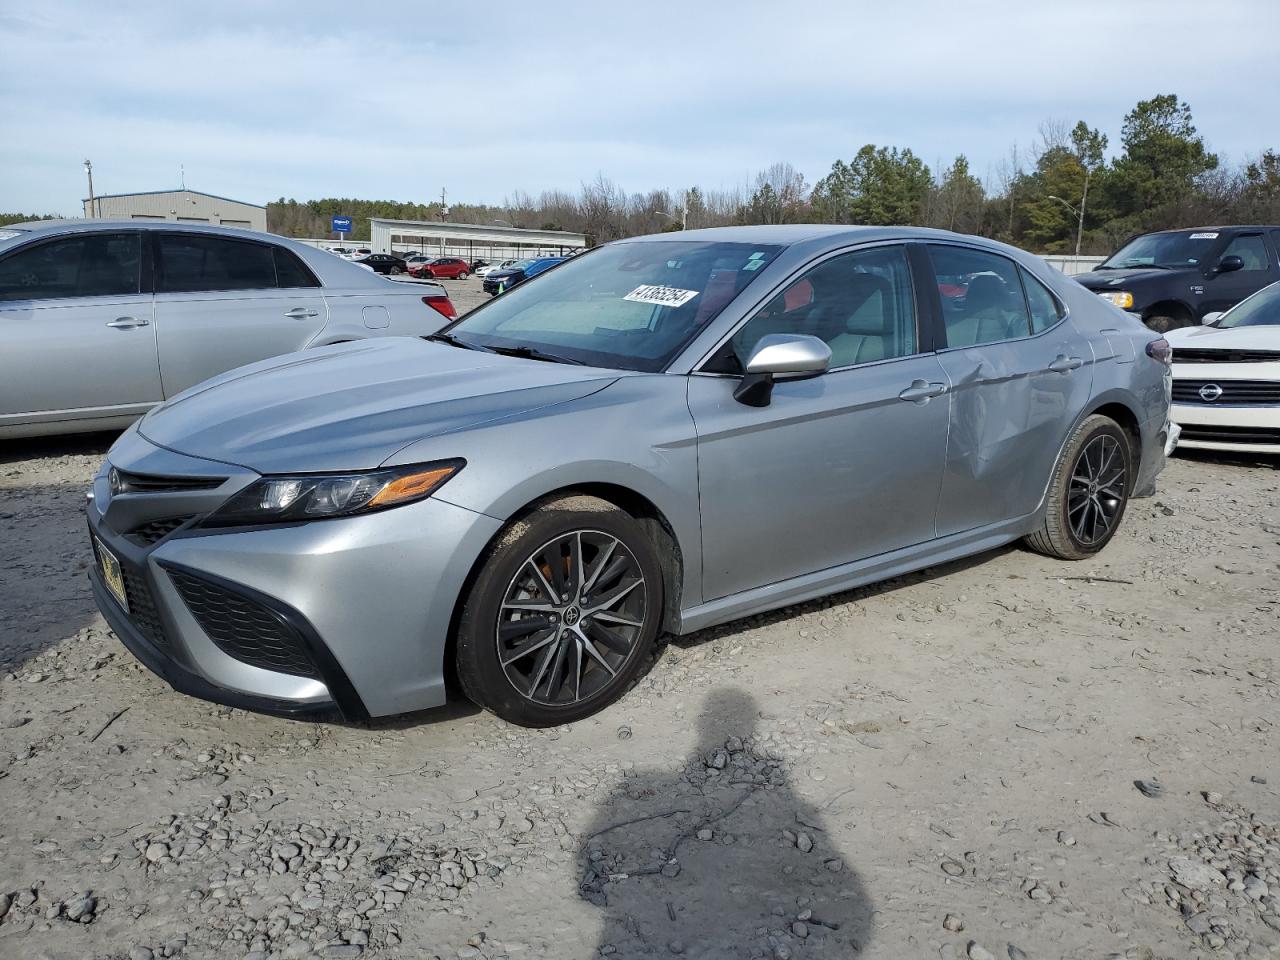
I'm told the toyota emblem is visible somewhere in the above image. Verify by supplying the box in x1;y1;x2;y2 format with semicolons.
1198;383;1224;402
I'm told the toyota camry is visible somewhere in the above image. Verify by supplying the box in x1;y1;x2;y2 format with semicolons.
86;226;1176;727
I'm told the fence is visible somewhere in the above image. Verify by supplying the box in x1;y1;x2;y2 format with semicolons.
1041;255;1105;276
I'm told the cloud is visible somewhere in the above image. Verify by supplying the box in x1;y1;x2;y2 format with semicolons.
1;0;1276;214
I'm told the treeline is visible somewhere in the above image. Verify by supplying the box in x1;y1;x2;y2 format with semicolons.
267;94;1279;254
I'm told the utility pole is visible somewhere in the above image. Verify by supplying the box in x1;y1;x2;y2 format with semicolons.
84;159;96;218
1048;193;1087;259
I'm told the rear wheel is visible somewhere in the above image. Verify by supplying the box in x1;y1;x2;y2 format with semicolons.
1025;415;1133;560
390;266;404;276
455;496;664;727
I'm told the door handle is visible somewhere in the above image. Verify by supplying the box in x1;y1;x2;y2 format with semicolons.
1047;355;1084;373
285;307;320;319
105;316;149;329
898;379;948;403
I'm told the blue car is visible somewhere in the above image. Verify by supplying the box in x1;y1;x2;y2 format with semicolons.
482;256;566;296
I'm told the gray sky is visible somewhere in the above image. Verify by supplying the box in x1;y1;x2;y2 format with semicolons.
2;0;1276;214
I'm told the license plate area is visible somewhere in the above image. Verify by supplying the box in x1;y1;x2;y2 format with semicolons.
95;536;129;612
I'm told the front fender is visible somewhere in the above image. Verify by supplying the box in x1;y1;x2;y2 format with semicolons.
384;375;705;608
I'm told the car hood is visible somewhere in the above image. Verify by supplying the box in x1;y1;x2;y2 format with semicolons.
486;269;523;281
1076;267;1193;290
1164;324;1280;348
138;338;621;474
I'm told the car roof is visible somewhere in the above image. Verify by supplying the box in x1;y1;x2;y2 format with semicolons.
0;219;431;292
1139;225;1280;235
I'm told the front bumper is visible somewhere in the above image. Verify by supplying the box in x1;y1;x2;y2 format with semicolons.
1171;402;1280;453
87;429;503;719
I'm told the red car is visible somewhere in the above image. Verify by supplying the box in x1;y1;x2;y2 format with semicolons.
410;257;471;280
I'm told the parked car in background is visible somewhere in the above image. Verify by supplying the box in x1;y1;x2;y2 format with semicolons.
0;220;456;438
475;259;517;278
1165;280;1280;453
405;254;432;269
470;259;489;272
410;257;471;280
482;256;566;296
354;253;408;276
1076;226;1280;332
84;225;1173;727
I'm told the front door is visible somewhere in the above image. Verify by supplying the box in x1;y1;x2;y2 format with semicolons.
924;244;1094;536
688;243;950;601
1200;232;1277;316
0;231;161;423
152;232;327;397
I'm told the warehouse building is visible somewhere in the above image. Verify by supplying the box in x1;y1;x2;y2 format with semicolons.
368;217;586;261
82;189;266;232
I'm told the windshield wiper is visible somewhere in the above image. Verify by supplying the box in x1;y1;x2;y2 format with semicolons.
487;344;586;365
426;332;486;352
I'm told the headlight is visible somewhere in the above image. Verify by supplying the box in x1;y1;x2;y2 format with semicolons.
202;460;464;527
1097;291;1134;309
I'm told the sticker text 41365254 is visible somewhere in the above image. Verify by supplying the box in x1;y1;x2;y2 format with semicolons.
623;285;700;308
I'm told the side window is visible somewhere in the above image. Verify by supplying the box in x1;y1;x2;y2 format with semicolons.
1020;267;1064;333
0;233;141;302
157;235;276;293
1222;234;1269;271
273;247;320;288
928;245;1031;347
731;245;916;369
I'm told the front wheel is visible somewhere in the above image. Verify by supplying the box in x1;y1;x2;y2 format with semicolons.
459;272;470;280
455;496;664;727
1025;414;1133;560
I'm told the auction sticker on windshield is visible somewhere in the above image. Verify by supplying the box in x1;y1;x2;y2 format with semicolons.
1189;233;1219;240
624;284;700;308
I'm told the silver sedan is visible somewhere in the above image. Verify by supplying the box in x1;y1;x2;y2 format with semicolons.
0;221;457;437
85;225;1176;727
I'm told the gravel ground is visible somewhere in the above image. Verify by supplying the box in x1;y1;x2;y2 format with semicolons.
1;333;1278;960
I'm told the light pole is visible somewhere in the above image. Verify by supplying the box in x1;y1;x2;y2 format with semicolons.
84;159;96;218
657;207;686;231
1048;171;1090;258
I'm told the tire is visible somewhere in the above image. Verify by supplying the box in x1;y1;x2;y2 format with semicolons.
455;496;664;727
390;267;404;276
1025;414;1133;560
459;272;469;280
1145;312;1192;333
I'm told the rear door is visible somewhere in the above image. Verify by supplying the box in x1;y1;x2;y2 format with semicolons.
152;233;327;397
925;244;1094;536
0;231;161;422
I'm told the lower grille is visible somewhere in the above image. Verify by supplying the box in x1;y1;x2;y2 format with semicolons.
1174;348;1280;363
1180;424;1280;445
1172;379;1280;405
167;569;319;679
121;567;168;649
127;516;194;546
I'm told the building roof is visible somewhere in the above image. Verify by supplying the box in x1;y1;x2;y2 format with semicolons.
81;188;265;209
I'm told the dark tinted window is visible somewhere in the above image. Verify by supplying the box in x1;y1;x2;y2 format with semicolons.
1020;267;1063;333
158;235;276;292
1221;234;1269;271
731;245;917;368
0;233;141;302
273;247;320;288
928;245;1031;347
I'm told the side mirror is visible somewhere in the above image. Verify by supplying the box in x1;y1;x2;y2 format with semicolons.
1216;255;1244;274
1201;312;1224;325
733;334;831;407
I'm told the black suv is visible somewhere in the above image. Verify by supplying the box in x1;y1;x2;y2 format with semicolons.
1076;226;1280;331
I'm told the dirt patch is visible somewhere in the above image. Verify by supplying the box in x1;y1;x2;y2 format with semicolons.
1;443;1278;959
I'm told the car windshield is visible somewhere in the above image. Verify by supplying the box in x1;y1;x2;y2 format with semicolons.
446;240;783;371
509;258;537;270
1215;283;1280;328
1099;230;1221;269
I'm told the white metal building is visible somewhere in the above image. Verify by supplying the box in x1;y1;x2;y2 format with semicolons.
81;189;267;232
368;218;587;261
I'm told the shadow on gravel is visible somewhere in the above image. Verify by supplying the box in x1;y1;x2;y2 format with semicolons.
579;688;874;957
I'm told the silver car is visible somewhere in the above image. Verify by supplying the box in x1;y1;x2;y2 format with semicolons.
0;220;457;438
85;226;1175;727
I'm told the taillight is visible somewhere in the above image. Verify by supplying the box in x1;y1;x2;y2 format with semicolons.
422;294;456;320
1145;338;1172;365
